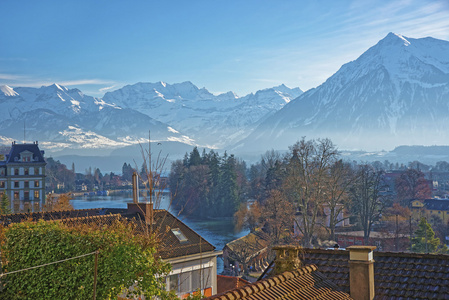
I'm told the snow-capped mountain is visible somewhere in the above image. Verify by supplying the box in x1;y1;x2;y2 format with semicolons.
234;33;449;152
0;82;302;153
103;82;302;147
0;84;193;150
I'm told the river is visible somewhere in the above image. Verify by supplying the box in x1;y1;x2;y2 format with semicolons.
70;193;249;273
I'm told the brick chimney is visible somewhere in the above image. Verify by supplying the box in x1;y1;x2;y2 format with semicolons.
272;245;302;275
127;202;154;225
347;245;376;300
128;171;153;226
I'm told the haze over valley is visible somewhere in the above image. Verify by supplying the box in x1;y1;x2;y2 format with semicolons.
1;33;449;172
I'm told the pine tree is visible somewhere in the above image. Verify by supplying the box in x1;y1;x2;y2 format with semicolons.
207;150;221;215
189;147;201;167
0;193;11;215
412;217;448;254
219;153;239;216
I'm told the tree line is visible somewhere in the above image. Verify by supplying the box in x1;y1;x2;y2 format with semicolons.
45;158;149;193
232;138;447;253
169;147;247;217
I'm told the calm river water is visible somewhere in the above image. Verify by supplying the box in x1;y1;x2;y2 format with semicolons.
70;193;248;273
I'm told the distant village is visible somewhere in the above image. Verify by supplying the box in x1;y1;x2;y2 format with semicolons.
1;140;449;299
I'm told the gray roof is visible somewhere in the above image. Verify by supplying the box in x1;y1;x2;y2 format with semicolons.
3;142;45;164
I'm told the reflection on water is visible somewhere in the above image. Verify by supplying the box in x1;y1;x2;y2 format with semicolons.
71;194;248;273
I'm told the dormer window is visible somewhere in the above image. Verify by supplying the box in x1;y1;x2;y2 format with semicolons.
171;228;188;243
20;150;33;162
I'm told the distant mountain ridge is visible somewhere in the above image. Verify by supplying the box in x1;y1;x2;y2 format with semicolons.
234;33;449;152
102;81;303;147
0;81;302;153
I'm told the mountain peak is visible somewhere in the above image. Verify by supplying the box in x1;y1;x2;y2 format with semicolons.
0;85;19;96
382;32;410;46
45;83;68;92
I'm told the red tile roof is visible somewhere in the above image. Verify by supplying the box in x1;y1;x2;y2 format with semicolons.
260;248;449;299
217;275;251;294
208;265;352;300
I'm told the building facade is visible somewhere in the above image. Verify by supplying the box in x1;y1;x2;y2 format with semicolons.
0;141;46;212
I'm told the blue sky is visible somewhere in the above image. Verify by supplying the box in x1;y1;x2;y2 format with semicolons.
1;0;448;97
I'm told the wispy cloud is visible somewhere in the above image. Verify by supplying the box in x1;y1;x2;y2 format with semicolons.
0;74;115;89
99;85;117;93
59;79;112;86
0;73;24;80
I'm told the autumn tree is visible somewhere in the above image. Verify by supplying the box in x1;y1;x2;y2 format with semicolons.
260;189;295;246
45;193;74;211
324;160;354;241
350;165;388;244
395;169;431;204
283;138;338;247
381;203;412;251
45;157;76;192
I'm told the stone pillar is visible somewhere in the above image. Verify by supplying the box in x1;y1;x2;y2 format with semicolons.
347;245;376;300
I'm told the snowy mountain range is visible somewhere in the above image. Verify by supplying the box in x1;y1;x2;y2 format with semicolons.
1;32;449;171
102;81;302;147
0;82;302;154
234;33;449;152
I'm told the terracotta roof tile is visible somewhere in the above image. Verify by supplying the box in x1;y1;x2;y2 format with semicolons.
260;248;449;300
217;276;251;294
207;264;352;300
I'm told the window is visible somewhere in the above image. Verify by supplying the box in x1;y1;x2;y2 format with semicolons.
14;181;19;188
35;168;39;175
192;269;201;291
34;191;40;199
21;153;32;162
171;228;188;243
14;169;19;176
14;191;19;200
169;274;179;292
35;180;40;187
180;272;190;293
0;181;4;189
202;267;212;289
24;191;29;200
24;181;29;188
24;168;29;175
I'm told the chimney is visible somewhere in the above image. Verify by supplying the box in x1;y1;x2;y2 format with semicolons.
347;245;376;300
272;245;302;275
132;172;139;204
127;202;154;226
128;171;153;226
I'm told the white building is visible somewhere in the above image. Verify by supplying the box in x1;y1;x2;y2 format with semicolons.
0;141;46;213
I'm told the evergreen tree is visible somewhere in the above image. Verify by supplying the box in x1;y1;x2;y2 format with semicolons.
219;153;239;216
0;193;11;214
189;147;201;167
412;217;448;254
207;150;221;215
